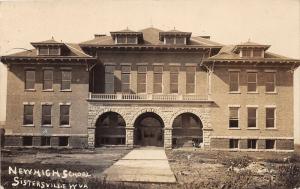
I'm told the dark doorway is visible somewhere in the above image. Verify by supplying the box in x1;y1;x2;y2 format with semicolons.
172;113;203;148
95;112;126;147
134;112;164;147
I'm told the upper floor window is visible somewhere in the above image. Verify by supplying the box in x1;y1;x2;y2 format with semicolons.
242;49;251;57
247;72;257;92
25;70;35;90
176;37;185;44
105;65;115;93
23;105;33;125
266;107;275;128
229;107;239;128
229;71;239;92
42;105;52;126
116;36;137;44
43;69;53;90
265;72;276;93
61;70;72;91
153;66;163;93
247;107;257;128
137;66;147;93
186;66;196;94
38;46;60;55
60;105;70;126
170;66;179;93
121;66;131;93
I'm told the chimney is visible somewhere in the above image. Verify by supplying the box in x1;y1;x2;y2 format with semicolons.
94;34;106;38
200;36;210;39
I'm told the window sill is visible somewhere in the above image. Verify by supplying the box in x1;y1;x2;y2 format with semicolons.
22;124;34;127
247;92;259;94
25;89;36;92
60;125;71;128
265;128;277;130
265;92;278;95
228;127;241;130
229;91;241;94
247;128;259;130
60;90;72;92
42;89;54;92
41;125;53;127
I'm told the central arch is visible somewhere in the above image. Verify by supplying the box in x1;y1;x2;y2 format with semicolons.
134;112;164;147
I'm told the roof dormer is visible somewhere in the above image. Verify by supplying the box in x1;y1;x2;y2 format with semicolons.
233;41;270;58
159;29;192;45
110;29;143;45
31;38;64;56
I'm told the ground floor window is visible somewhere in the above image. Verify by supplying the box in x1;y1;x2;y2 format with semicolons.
266;139;275;149
59;136;69;146
41;136;51;146
23;136;33;146
229;139;239;149
247;139;257;149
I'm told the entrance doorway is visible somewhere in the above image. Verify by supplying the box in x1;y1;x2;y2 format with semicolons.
134;112;164;147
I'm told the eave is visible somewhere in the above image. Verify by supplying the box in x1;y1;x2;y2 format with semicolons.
0;56;96;64
204;58;300;64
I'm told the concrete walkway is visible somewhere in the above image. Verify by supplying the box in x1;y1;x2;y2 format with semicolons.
101;147;176;183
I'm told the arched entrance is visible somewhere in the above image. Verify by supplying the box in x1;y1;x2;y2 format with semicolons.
172;113;203;147
134;112;164;147
95;112;126;147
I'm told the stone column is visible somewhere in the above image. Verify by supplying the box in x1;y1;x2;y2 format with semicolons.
87;127;95;148
203;128;212;149
164;128;172;149
126;127;134;148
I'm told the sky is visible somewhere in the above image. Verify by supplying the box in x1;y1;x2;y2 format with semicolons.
0;0;299;122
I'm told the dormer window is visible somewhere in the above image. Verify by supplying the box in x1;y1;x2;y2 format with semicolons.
253;49;263;57
242;49;251;57
116;35;137;44
38;46;60;56
164;36;186;45
159;30;191;45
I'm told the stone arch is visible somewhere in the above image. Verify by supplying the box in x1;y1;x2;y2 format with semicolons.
91;108;129;128
168;109;208;129
129;108;166;127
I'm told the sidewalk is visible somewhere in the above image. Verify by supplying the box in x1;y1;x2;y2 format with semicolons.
101;147;176;183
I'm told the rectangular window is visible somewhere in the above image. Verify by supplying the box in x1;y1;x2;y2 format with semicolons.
176;37;185;44
248;107;257;128
25;70;35;90
23;105;33;125
170;66;179;93
229;139;239;149
105;65;115;93
247;72;257;92
242;49;251;57
266;108;275;128
186;66;196;94
59;137;69;146
127;36;137;44
23;136;33;146
61;70;72;90
42;105;52;125
266;140;275;149
165;37;175;45
39;47;48;55
116;36;126;44
43;69;53;90
41;136;51;146
121;66;131;93
265;72;276;92
253;49;262;57
137;66;147;93
60;105;70;126
153;66;163;93
247;139;257;149
229;107;239;128
229;71;239;92
49;47;60;55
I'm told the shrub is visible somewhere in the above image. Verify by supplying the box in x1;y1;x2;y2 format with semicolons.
276;163;300;189
219;156;252;169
